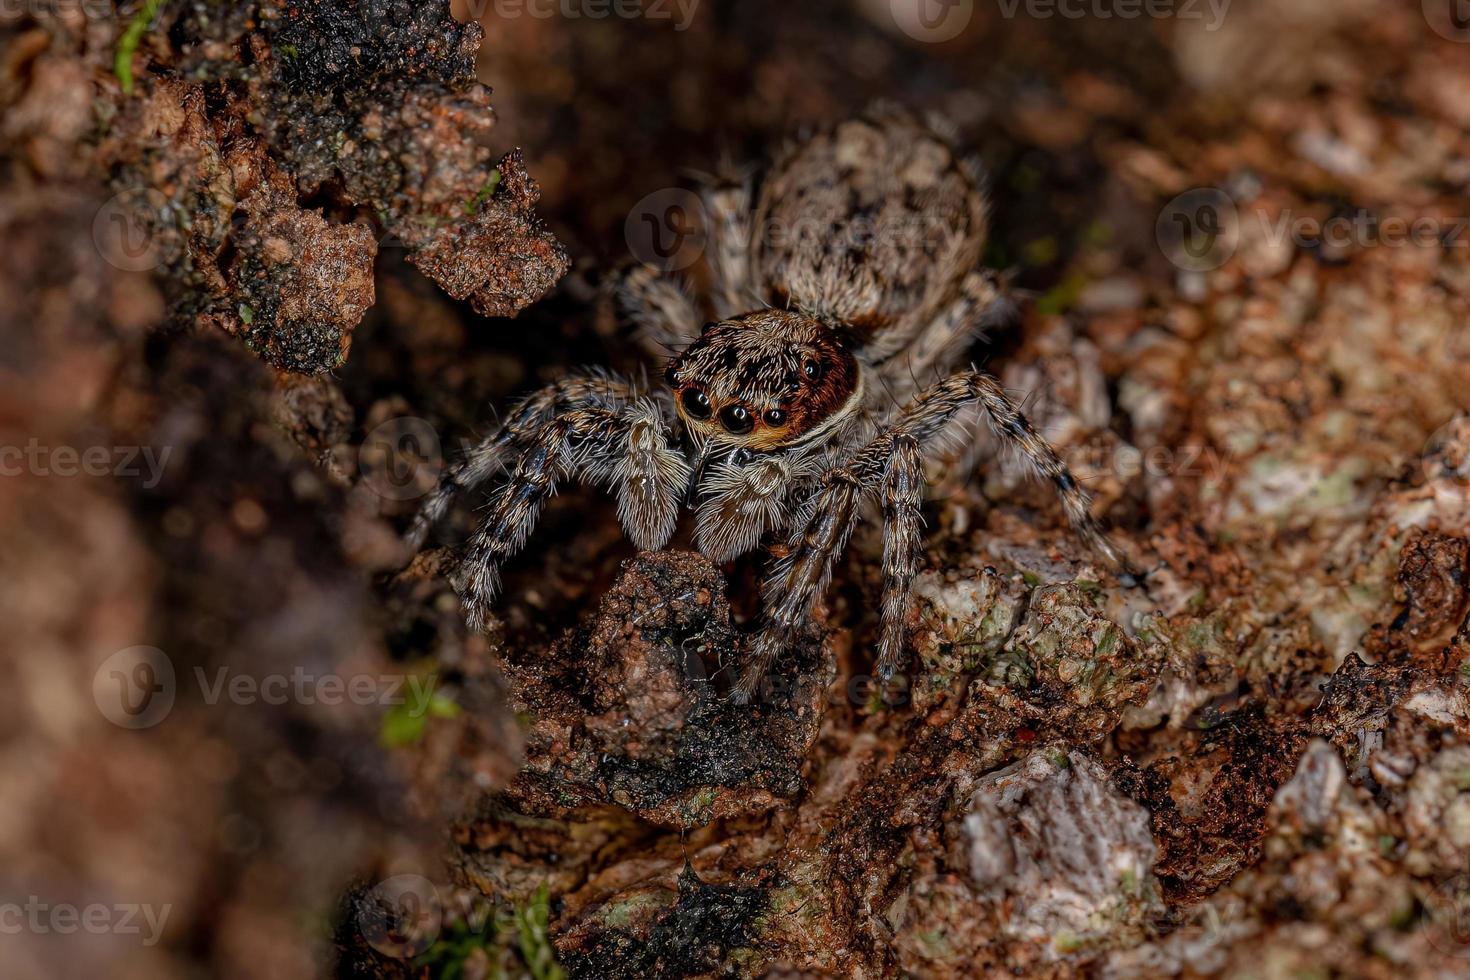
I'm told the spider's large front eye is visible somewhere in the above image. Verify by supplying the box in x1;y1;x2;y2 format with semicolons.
681;388;712;420
719;404;754;435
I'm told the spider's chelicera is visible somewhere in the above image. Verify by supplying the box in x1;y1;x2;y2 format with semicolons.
405;105;1131;699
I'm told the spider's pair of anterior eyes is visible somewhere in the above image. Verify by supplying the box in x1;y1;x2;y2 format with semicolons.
680;389;780;434
679;360;822;434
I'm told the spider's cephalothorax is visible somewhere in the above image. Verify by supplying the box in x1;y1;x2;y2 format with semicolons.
406;105;1132;698
665;311;862;452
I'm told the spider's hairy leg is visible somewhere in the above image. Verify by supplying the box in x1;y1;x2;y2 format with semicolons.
454;400;689;631
454;411;604;631
890;370;1132;574
957;370;1131;573
736;469;862;701
876;435;923;682
870;269;1013;403
614;264;704;359
404;374;638;553
736;369;1132;697
700;176;757;319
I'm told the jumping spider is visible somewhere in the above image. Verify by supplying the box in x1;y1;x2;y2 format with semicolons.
406;104;1132;699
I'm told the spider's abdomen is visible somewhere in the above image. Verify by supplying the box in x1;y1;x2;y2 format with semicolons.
751;104;988;343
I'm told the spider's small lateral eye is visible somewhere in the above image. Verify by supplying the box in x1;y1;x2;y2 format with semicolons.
763;409;786;427
681;388;712;420
802;360;823;381
718;404;754;435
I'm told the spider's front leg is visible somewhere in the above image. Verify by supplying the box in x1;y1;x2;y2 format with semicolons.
614;264;703;361
405;375;638;553
406;378;690;631
454;400;690;631
736;465;866;700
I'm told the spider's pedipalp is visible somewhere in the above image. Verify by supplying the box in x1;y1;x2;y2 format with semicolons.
694;451;816;562
604;399;693;550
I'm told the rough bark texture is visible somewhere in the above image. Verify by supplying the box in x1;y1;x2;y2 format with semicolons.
4;1;1470;979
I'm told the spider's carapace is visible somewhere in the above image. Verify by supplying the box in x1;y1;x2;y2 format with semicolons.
665;311;861;452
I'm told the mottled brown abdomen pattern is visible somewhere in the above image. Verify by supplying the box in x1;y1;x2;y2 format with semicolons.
751;103;988;349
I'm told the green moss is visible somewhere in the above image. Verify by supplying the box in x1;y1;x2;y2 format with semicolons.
1035;272;1087;315
115;0;166;95
379;676;460;747
413;918;498;980
464;169;504;216
515;885;564;980
1023;236;1059;267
